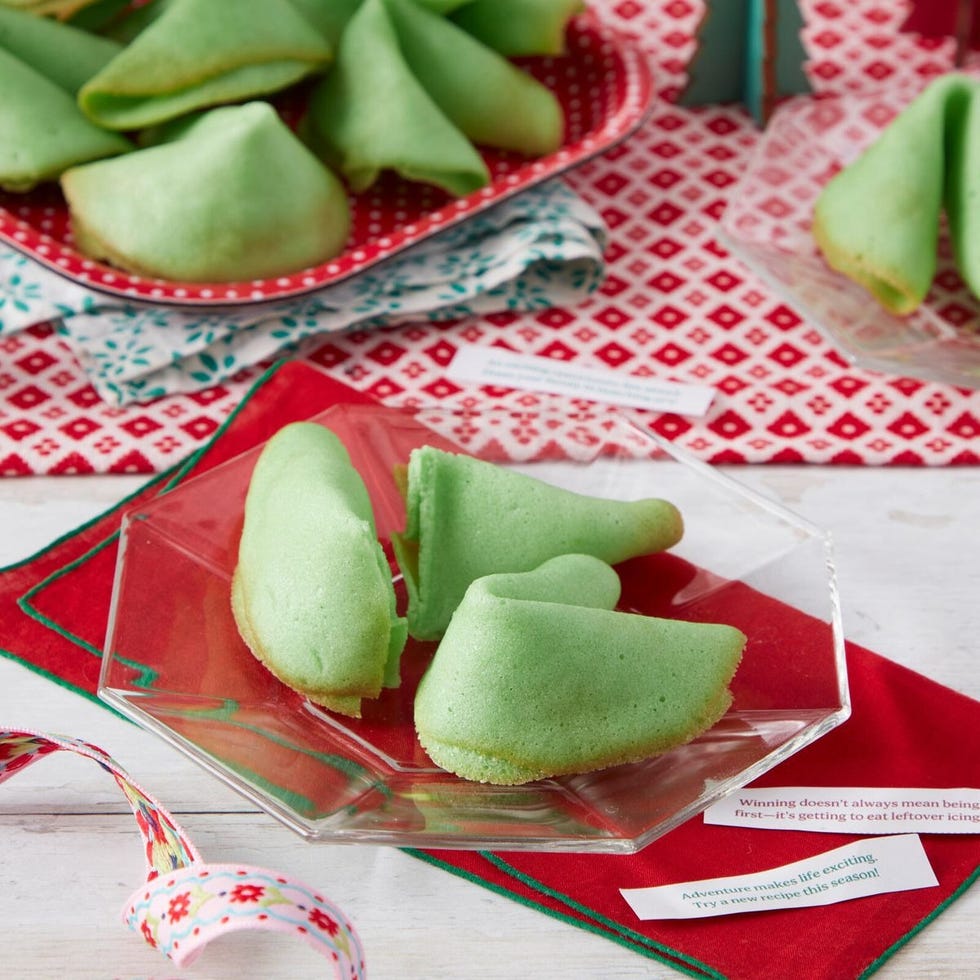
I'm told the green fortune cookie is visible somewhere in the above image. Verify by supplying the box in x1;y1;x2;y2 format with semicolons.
77;0;333;130
391;445;685;640
289;0;477;47
288;0;362;47
451;0;585;57
0;0;104;17
940;77;980;302
303;0;490;195
60;102;351;281
0;45;131;192
382;0;564;157
231;422;407;719
0;4;121;93
813;74;980;315
415;554;746;785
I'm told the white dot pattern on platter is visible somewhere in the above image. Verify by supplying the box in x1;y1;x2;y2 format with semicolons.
0;24;644;308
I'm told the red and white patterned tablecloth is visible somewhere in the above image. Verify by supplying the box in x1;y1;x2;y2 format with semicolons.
1;0;978;475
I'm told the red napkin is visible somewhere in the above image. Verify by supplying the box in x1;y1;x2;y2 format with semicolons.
418;642;980;978
1;360;977;980
0;364;373;698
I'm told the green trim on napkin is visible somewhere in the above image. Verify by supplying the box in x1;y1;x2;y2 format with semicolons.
5;361;284;703
0;468;171;711
857;865;980;979
404;848;726;979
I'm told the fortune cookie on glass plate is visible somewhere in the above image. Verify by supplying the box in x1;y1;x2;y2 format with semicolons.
414;554;746;785
812;74;979;315
60;101;351;281
391;445;684;640
231;422;407;719
937;76;980;303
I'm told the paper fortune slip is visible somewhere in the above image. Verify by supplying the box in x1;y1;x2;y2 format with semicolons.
447;346;716;416
704;786;980;834
620;834;938;920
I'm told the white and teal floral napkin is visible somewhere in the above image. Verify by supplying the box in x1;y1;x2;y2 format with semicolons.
0;180;606;405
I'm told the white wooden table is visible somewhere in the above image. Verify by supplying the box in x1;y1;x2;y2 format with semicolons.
0;466;977;979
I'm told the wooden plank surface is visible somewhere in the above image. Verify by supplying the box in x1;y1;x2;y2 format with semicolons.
0;467;977;978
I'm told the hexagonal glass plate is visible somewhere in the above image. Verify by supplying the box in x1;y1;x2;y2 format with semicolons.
99;404;848;852
719;87;980;390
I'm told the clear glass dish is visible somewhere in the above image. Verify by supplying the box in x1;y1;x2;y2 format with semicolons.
99;404;848;852
720;87;980;390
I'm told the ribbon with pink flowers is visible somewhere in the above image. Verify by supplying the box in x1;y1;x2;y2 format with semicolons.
0;728;366;977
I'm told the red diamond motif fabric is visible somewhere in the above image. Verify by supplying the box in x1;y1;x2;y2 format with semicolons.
0;1;978;474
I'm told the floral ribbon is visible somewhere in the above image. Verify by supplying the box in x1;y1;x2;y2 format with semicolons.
0;728;366;977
